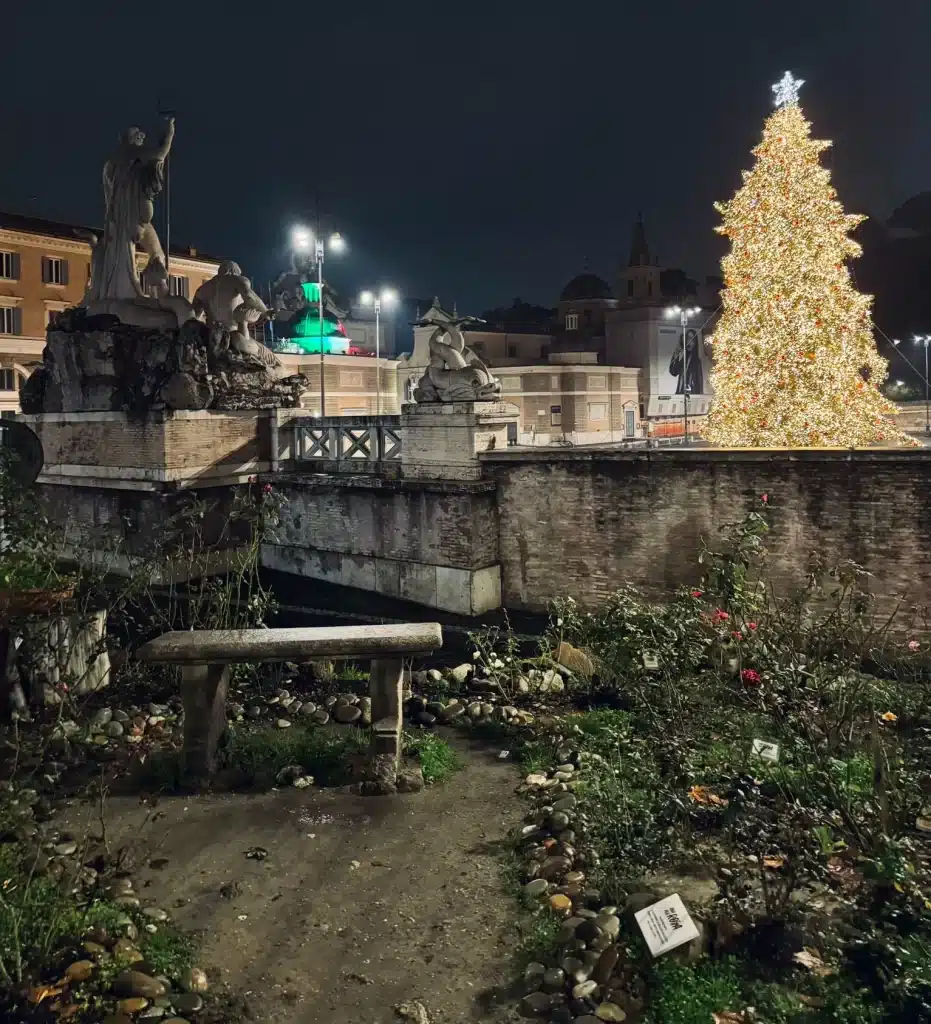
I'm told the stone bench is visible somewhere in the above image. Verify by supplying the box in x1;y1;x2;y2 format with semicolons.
136;623;443;788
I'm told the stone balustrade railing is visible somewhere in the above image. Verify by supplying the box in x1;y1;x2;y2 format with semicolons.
292;416;402;473
137;623;442;790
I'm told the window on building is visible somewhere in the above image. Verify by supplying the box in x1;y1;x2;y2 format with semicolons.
0;308;22;336
0;252;20;281
583;310;592;325
550;374;559;389
0;411;14;420
501;376;520;392
41;256;69;285
565;313;578;330
550;405;562;426
647;281;653;297
540;345;549;360
627;280;634;297
339;371;363;388
588;402;608;421
507;344;517;358
588;374;607;390
169;275;189;299
0;369;19;391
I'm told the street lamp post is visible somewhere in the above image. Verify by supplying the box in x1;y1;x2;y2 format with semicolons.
913;335;931;435
292;226;345;417
664;305;702;442
360;288;399;416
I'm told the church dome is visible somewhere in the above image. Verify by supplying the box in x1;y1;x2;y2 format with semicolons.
560;273;613;302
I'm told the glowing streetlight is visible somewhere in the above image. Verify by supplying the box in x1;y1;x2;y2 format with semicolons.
664;304;702;442
289;226;346;416
359;287;399;416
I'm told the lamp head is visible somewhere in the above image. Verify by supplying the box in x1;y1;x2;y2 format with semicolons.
291;226;312;251
328;232;346;254
380;288;398;306
359;290;374;306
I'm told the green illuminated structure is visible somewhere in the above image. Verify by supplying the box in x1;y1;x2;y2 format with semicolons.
281;281;350;354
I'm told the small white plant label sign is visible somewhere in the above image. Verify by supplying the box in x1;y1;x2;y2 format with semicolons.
634;893;700;957
752;738;780;763
642;651;660;671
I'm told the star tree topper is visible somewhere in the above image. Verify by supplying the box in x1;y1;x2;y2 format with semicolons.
772;70;804;107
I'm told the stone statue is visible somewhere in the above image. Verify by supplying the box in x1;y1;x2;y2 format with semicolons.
84;117;193;328
412;313;500;403
193;262;284;376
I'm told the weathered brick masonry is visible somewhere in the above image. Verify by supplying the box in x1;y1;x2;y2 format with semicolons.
485;449;931;616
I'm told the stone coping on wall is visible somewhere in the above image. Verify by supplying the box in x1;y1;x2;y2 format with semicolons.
480;446;931;465
266;471;497;495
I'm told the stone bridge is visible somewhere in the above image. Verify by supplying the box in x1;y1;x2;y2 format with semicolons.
21;403;931;621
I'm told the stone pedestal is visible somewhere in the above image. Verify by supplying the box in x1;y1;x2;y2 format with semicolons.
400;401;520;481
17;409;299;579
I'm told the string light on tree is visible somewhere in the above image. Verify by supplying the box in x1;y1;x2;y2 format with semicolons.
703;72;916;448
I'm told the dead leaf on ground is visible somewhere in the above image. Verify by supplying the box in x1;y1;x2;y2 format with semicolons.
688;784;729;807
763;855;786;869
712;1011;752;1023
27;985;63;1005
793;948;834;976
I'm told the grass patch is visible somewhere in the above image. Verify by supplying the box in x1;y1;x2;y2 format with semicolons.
646;959;744;1024
138;925;197;982
222;723;369;787
403;732;463;784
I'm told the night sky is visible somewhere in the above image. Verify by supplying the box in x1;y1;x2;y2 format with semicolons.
3;0;929;315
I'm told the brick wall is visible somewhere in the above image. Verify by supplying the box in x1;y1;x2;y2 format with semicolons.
487;449;931;616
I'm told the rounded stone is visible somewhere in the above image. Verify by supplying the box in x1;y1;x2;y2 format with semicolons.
298;702;318;715
415;712;437;727
595;1003;627;1022
523;962;547;992
172;993;203;1014
142;907;169;922
524;878;549;898
311;709;330;725
551;811;571;831
595;914;620;940
550;893;573;913
112;970;167;999
543;968;567;992
276;719;291;729
520;991;553;1017
118;998;150;1013
105;720;125;738
576;919;604;945
539;856;572;881
333;704;362;725
65;959;95;982
572;980;599;1001
592;946;620;985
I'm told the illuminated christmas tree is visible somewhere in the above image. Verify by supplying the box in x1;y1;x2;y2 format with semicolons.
703;72;915;448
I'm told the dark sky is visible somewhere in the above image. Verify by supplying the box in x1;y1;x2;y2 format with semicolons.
3;0;930;314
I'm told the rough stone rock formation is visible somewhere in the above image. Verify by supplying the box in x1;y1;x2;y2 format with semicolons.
21;307;307;416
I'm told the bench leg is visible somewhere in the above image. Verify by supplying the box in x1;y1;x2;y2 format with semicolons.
181;663;229;781
367;658;403;792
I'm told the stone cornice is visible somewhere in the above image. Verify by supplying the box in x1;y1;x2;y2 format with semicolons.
0;228;220;276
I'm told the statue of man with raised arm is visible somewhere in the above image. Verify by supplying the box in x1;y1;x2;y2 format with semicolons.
85;117;191;326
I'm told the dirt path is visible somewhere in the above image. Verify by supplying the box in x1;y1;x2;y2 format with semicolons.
74;740;522;1024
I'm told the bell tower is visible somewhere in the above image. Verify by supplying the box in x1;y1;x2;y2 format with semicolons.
618;212;662;303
